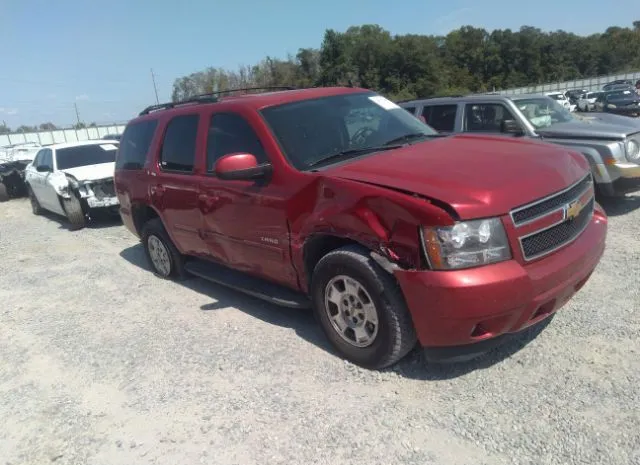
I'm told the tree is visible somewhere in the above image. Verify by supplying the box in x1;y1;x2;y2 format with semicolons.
74;122;86;129
39;122;57;131
170;21;640;103
0;124;10;135
16;125;37;133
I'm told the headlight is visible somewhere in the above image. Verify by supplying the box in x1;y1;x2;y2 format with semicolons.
421;218;511;270
625;139;640;163
607;103;617;109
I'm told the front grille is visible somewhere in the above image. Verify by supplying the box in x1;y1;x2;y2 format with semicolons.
93;180;116;198
511;175;592;225
520;197;594;260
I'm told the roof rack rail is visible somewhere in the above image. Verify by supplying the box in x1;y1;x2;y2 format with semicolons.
138;86;297;116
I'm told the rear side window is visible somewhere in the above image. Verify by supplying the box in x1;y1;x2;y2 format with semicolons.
116;120;158;170
403;106;416;114
207;113;267;171
421;105;457;132
160;115;199;173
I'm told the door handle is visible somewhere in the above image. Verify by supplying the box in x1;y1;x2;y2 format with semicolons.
151;184;166;196
198;193;220;212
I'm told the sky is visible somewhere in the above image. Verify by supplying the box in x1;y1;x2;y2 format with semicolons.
0;0;637;128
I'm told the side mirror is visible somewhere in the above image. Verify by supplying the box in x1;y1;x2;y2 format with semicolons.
36;165;52;173
501;119;524;136
214;153;272;181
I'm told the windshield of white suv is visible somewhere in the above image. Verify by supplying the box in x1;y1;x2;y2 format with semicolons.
56;143;118;170
260;92;439;170
514;97;575;129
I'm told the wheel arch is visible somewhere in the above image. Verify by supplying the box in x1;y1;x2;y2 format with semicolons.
131;203;162;237
302;234;369;292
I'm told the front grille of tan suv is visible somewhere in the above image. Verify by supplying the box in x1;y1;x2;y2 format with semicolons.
510;174;595;261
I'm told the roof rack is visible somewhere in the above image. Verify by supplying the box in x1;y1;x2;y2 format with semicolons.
138;86;297;116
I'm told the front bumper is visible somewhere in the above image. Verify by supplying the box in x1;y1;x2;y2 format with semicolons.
394;205;607;358
595;162;640;195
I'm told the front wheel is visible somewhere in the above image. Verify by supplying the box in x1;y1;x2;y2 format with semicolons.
61;194;86;230
311;245;417;369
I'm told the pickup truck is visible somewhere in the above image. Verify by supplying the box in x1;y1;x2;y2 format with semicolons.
399;93;640;197
115;87;607;369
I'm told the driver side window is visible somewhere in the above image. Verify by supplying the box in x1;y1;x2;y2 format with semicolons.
207;113;268;172
464;103;517;133
31;150;44;169
41;149;53;170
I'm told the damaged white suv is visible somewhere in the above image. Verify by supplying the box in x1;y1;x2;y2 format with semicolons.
24;140;120;230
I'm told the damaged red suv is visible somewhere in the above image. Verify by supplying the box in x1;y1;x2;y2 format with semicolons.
114;87;607;369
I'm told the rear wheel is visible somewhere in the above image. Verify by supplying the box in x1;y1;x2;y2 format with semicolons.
310;245;417;369
61;194;86;230
141;218;187;280
28;186;42;215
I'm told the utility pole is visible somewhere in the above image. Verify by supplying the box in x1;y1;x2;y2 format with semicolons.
151;68;160;104
74;102;81;125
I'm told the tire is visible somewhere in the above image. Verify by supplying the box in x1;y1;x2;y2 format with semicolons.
61;194;86;230
310;245;417;369
28;186;42;215
141;218;187;280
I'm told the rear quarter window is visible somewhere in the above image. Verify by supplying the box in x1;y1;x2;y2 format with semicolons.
116;119;158;170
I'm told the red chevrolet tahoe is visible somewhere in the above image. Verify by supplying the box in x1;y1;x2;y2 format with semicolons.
114;87;607;369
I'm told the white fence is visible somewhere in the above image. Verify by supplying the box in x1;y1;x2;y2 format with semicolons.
495;70;640;95
0;124;127;147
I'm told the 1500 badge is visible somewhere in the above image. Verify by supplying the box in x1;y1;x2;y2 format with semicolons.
260;237;279;245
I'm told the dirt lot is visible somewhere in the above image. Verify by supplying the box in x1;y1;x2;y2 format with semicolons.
1;194;639;465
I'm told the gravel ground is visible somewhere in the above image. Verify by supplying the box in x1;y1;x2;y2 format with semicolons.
1;193;639;465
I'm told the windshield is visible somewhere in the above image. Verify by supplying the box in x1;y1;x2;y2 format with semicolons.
260;92;438;170
514;97;575;129
56;143;118;170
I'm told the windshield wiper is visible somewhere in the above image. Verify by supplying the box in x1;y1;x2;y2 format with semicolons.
307;144;403;169
382;132;440;146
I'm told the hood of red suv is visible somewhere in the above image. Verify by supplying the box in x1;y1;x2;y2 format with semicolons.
324;134;589;219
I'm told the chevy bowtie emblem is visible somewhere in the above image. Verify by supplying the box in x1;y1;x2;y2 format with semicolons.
566;199;584;220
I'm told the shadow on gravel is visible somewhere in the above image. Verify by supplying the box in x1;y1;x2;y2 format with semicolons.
120;242;553;380
598;195;640;217
391;316;554;380
39;209;123;231
119;244;331;354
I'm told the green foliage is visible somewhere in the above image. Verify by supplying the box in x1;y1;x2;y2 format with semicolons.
39;122;57;131
0;124;10;135
171;21;640;101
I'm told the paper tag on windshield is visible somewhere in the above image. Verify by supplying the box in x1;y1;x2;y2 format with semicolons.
99;144;118;151
368;95;401;110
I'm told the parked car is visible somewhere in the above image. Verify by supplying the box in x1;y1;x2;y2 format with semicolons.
102;133;121;141
565;88;588;105
398;94;640;197
577;91;602;112
545;91;573;111
592;89;640;117
603;79;634;91
115;86;607;369
603;83;635;93
24;140;120;230
0;142;41;198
